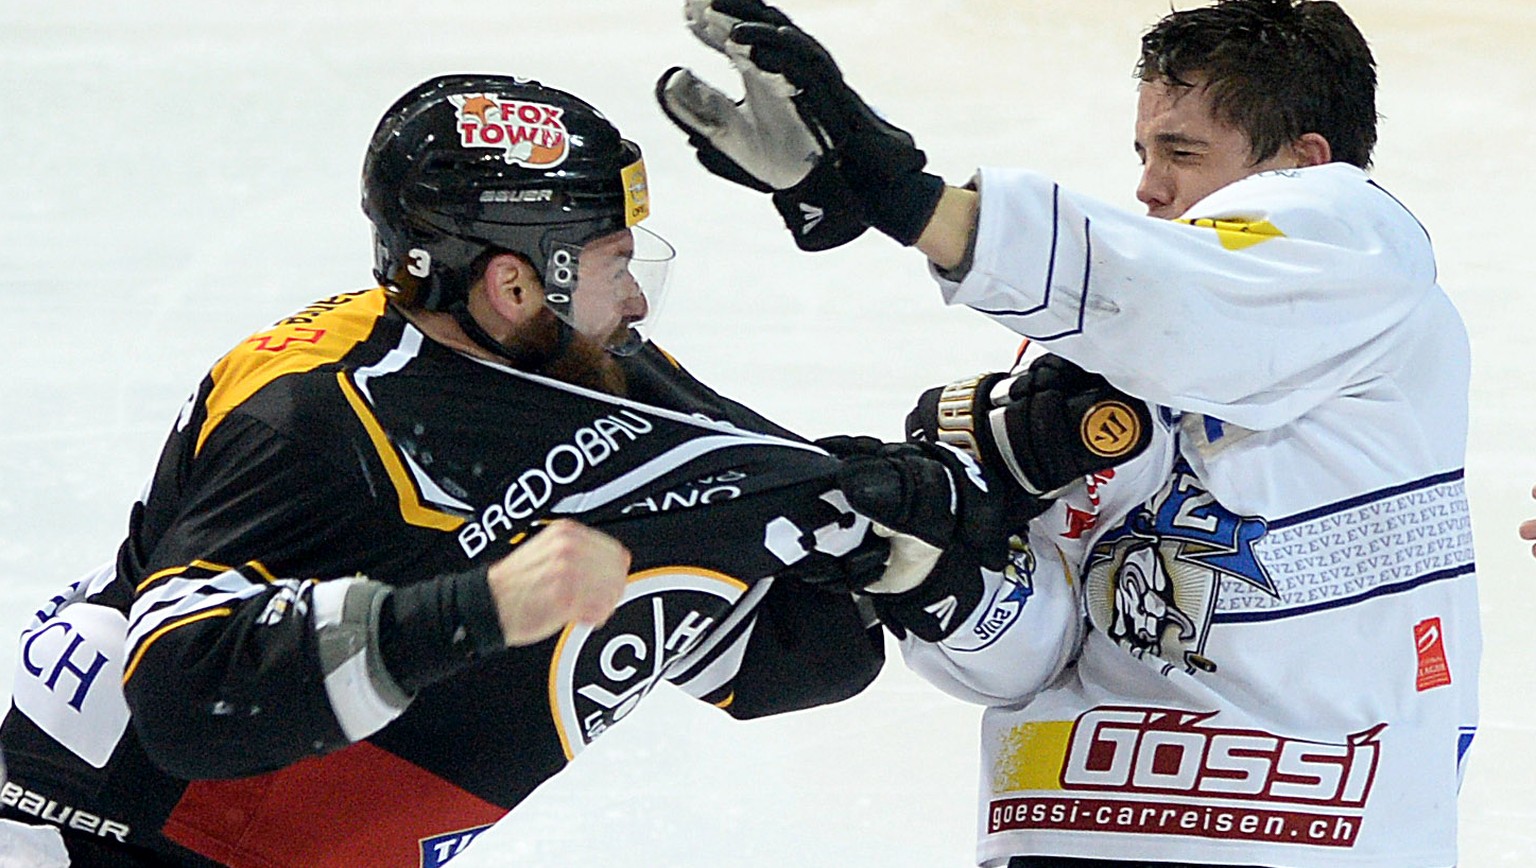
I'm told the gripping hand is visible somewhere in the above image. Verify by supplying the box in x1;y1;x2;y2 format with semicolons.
722;0;946;245
906;354;1153;523
819;436;1008;641
657;0;867;250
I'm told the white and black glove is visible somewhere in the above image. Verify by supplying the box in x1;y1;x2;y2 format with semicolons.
906;354;1153;525
817;436;1009;641
656;0;868;251
698;0;946;246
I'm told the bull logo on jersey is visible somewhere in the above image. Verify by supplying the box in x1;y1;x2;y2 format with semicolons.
450;93;569;168
548;567;747;759
1085;460;1270;676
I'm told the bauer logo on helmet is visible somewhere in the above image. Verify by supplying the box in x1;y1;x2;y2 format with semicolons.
450;93;570;168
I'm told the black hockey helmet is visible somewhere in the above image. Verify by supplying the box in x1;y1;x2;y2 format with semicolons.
362;74;672;353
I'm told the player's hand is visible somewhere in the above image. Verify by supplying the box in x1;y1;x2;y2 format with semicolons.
720;0;946;245
483;519;631;646
774;532;892;594
657;0;867;250
821;437;1006;562
906;354;1153;522
820;436;1007;640
1520;484;1536;559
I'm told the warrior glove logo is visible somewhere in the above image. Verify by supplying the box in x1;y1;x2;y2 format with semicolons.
450;93;570;168
1081;400;1142;458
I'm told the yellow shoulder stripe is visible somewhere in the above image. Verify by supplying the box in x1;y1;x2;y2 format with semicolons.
1177;217;1286;251
135;559;233;594
195;289;388;456
336;371;465;532
244;560;279;583
120;561;280;683
122;607;233;684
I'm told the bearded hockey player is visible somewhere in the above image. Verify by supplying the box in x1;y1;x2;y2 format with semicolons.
0;74;951;867
0;74;1147;867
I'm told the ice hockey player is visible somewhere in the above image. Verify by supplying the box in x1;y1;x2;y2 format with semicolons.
0;74;1146;867
662;1;1480;866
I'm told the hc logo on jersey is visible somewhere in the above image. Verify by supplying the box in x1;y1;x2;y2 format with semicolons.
11;603;132;768
549;568;747;759
420;824;493;867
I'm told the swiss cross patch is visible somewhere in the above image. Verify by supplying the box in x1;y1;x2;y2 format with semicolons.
247;327;326;352
1414;617;1452;692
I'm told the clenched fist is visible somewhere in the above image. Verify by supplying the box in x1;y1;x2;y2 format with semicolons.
486;519;632;646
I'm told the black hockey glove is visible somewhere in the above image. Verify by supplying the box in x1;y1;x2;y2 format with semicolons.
818;436;1008;641
722;0;946;246
906;354;1153;525
773;526;892;595
656;0;868;251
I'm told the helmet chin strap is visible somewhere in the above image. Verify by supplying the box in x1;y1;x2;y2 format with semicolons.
449;300;574;371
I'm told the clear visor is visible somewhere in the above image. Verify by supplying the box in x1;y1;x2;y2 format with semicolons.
543;225;675;356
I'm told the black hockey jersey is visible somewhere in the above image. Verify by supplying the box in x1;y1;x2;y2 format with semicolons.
0;288;883;866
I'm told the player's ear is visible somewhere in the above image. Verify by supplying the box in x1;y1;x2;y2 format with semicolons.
481;253;542;323
1292;132;1332;167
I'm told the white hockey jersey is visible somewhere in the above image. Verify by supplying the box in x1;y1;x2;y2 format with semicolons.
904;163;1479;868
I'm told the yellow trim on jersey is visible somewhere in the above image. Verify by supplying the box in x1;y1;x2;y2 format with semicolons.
1177;217;1285;251
713;692;734;710
195;289;387;456
244;560;279;583
652;344;682;370
628;565;749;593
122;607;234;683
135;559;233;594
548;623;580;760
336;371;466;532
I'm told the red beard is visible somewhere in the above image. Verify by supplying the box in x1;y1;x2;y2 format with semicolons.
503;307;628;396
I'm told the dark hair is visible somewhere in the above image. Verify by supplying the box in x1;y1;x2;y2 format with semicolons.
1136;0;1378;168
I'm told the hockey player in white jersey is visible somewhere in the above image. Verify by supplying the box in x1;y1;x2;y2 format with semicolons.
660;0;1480;866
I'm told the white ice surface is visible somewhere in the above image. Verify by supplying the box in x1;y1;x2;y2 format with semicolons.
2;1;1533;865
